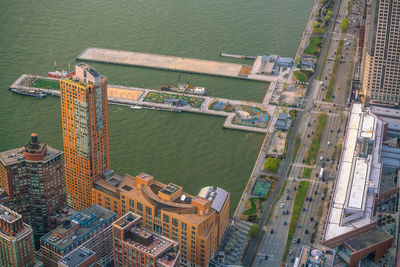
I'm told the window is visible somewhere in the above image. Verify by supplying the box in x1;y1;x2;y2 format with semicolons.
172;218;178;227
137;202;143;211
146;206;152;215
163;214;170;223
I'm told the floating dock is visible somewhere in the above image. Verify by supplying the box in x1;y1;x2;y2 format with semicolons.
77;48;278;82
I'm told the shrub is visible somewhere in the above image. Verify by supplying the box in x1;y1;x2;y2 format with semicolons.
248;224;260;238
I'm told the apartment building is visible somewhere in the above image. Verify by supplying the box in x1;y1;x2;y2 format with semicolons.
93;172;230;267
60;63;110;210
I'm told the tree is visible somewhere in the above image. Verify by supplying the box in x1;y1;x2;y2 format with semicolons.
248;224;260;238
341;18;349;32
264;157;281;172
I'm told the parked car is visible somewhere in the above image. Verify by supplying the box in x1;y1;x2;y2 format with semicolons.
287;195;290;200
305;229;309;234
298;224;301;228
297;239;300;244
310;217;314;222
284;221;287;226
302;207;306;212
270;229;274;234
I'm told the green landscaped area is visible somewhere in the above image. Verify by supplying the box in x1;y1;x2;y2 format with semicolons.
325;40;344;101
264;157;281;173
32;78;60;90
306;113;327;165
293;70;313;83
252;179;272;197
304;36;323;57
302;168;312;178
144;92;204;108
283;181;310;261
292;136;301;163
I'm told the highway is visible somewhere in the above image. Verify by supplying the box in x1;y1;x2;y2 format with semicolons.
250;0;366;265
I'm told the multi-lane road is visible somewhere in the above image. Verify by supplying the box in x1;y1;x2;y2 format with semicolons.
251;0;366;265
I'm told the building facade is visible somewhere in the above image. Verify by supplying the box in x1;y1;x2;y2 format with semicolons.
113;212;180;267
362;0;400;105
0;205;36;267
0;133;64;237
40;204;116;267
60;63;110;210
93;173;230;267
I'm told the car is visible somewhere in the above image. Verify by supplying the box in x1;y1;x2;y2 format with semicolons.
310;217;314;222
273;215;278;219
298;224;301;228
280;203;285;208
284;221;287;226
307;134;310;138
309;197;312;202
330;129;334;133
302;208;306;212
308;122;311;127
312;131;315;134
286;189;290;193
297;238;300;244
286;210;289;215
322;162;325;168
270;229;274;234
329;109;332;113
315;190;318;195
332;95;335;99
306;197;309;201
337;128;341;133
265;255;269;261
305;229;309;234
294;186;297;191
287;195;290;200
289;250;293;255
320;156;324;161
302;159;306;163
291;258;295;263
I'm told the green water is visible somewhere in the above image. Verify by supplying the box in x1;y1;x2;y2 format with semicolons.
0;0;313;213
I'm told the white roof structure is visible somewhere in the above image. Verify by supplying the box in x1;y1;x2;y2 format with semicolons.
324;103;383;241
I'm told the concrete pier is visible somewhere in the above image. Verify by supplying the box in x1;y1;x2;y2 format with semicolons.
77;48;278;82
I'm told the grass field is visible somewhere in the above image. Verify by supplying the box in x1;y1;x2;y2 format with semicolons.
302;168;312;178
292;136;301;163
325;40;344;101
306;113;327;165
293;70;314;83
32;78;60;90
283;181;310;261
304;36;323;57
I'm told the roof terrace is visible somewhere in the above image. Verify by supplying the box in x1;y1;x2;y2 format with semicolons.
41;204;116;252
0;205;20;223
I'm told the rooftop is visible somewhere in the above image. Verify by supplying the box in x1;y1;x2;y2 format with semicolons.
0;205;20;223
0;144;61;166
58;247;96;267
324;103;383;241
41;204;116;252
298;244;336;267
198;186;229;213
344;228;393;251
114;212;180;266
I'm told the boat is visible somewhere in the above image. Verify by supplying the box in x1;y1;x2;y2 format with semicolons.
11;88;47;98
130;105;142;110
161;82;206;95
48;70;75;78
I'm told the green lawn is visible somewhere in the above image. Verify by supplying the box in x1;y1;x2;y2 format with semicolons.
32;78;60;90
304;36;323;57
292;136;301;163
283;181;310;261
306;114;327;165
293;70;313;83
325;40;344;101
302;168;312;178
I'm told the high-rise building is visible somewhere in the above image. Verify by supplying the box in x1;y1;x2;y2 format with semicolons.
0;133;64;237
112;212;180;267
93;173;230;267
60;63;110;210
0;205;36;267
362;0;400;105
39;204;116;267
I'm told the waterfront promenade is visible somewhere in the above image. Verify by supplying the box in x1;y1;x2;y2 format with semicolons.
10;74;278;134
77;48;280;82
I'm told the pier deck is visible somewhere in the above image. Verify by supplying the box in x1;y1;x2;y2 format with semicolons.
10;74;282;134
77;48;277;82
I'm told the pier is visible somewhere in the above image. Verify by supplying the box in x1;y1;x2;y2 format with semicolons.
77;48;280;82
10;74;281;134
219;52;257;60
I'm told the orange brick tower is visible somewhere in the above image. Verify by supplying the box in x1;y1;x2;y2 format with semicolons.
60;63;110;210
